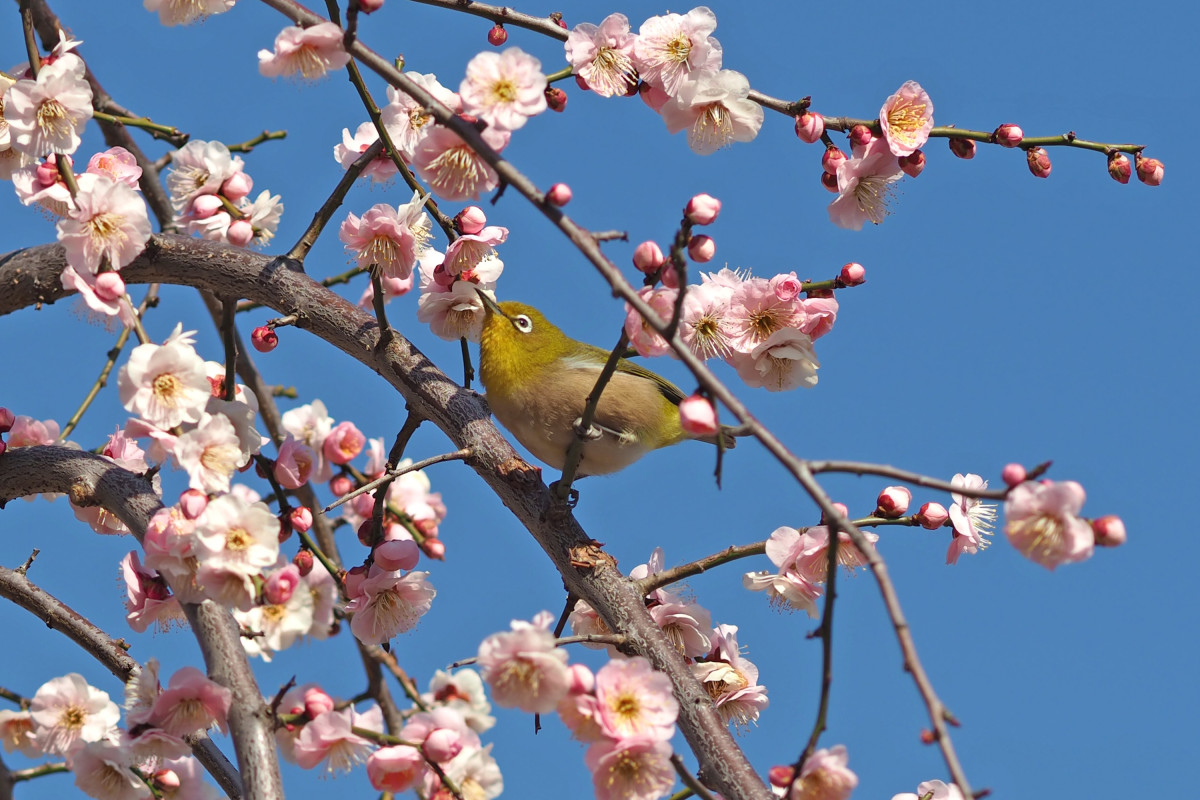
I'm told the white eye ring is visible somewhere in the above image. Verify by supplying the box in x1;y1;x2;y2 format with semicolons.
513;315;533;333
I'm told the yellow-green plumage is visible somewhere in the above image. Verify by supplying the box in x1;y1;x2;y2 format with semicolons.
478;299;713;477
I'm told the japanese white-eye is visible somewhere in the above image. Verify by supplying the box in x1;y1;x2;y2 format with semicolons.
476;291;732;477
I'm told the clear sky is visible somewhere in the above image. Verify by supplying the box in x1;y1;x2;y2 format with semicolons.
0;2;1195;800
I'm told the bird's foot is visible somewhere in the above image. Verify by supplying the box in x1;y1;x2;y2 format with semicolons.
571;417;603;441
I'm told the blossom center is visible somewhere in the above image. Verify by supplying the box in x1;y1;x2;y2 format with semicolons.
36;99;70;136
887;101;928;140
1017;515;1065;562
428;146;484;198
200;443;240;475
87;212;127;247
367;235;398;269
225;526;252;551
488;78;517;105
408;107;431;130
59;704;87;730
263;604;286;623
295;47;333;80
611;692;642;724
693;103;734;152
665;33;692;63
853;176;895;224
152;373;183;407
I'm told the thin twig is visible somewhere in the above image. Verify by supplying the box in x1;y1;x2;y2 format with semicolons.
554;329;630;498
671;754;717;800
325;448;470;513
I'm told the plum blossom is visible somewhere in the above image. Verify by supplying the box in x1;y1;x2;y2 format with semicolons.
144;0;236;26
1004;480;1094;569
679;279;736;360
146;667;231;737
730;328;820;391
367;745;425;792
118;325;212;430
174;413;245;494
381;73;462;160
193;494;280;609
459;48;547;131
786;745;858;800
594;657;678;741
293;705;381;773
880;80;934;156
70;740;153;800
624;286;678;357
87;147;143;187
432;745;503;800
281;400;334;483
727;277;803;353
0;711;38;757
339;191;432;280
425;669;495;733
584;736;675;800
234;566;315;661
238;189;283;247
417;270;494;342
660;69;763;155
946;473;997;565
57;171;150;273
566;14;638;97
413;124;509;202
4;53;93;156
121;551;183;633
634;7;723;96
166;140;242;216
29;673;120;756
476;612;570;713
346;567;436;645
829;137;905;230
692;624;768;728
892;779;965;800
332;122;398;182
258;22;350;80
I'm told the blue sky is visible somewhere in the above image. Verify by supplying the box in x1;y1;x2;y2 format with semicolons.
0;2;1195;799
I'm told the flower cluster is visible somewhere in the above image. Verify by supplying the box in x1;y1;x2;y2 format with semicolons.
415;205;505;342
166;139;282;248
768;746;859;800
566;9;764;154
744;526;877;617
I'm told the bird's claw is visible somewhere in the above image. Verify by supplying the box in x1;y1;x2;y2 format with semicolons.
572;417;603;441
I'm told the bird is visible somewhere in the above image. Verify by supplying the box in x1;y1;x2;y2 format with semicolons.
475;290;733;477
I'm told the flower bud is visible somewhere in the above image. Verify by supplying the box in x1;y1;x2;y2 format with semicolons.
1107;152;1131;184
1091;515;1126;547
454;205;487;235
687;234;715;263
821;502;849;525
685;193;721;225
632;241;666;273
359;0;384;12
227;220;254;247
423;728;464;763
375;539;421;572
679;394;719;437
546;182;572;206
993;123;1024;148
290;506;313;533
265;564;301;605
545;86;567;112
357;519;379;548
770;272;802;302
251;326;278;353
344;564;368;597
794;111;825;144
575;74;591;92
221;171;253;201
152;770;181;792
768;765;795;789
849;124;874;153
875;485;912;518
915;502;949;530
660;263;680;289
822;146;847;175
839;262;866;286
1026;147;1052;178
949;137;976;159
1001;463;1027;487
190;194;224;219
567;663;595;694
304;687;335;719
422;537;446;560
899;150;925;178
920;729;937;745
820;171;839;192
0;407;15;433
35;157;62;187
329;474;354;496
487;24;507;46
94;272;126;302
1135;154;1164;186
293;549;314;576
179;489;208;519
0;441;6;456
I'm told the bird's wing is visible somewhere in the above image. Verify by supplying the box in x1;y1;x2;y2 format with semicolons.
563;350;687;405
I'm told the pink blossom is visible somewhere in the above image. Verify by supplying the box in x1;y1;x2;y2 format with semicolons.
660;69;763;155
304;687;335;718
0;710;40;757
333;122;398;182
381;73;462;161
29;673;120;755
193;494;280;608
678;394;718;437
585;736;674;800
175;413;245;494
900;150;926;178
649;598;712;658
293;706;379;772
281;400;334;482
727;277;802;353
634;7;723;96
624;286;678;357
166;140;242;217
258;22;350;81
1002;463;1027;486
56;176;152;274
412;125;508;202
274;435;314;489
476;614;570;713
239;190;283;247
417;277;493;342
118;324;212;430
87;147;143;187
346;567;436;645
839;262;866;286
368;745;426;792
459;48;547;131
679;279;736;360
443;225;508;280
4;53;93;156
730;328;819;391
339;191;432;280
429;745;503;800
374;539;420;572
565;14;638;98
694;624;769;728
423;727;464;762
946;473;997;565
879;80;934;156
142;507;199;595
594;657;678;741
323;420;365;465
70;740;153;800
425;669;495;733
122;551;183;633
829;137;906;230
454;205;487;235
147;667;231;737
790;745;858;800
546;182;572;206
891;779;965;800
1004;480;1094;569
6;414;60;447
632;240;665;273
687;233;716;262
144;0;235;26
264;563;302;605
822;146;847;175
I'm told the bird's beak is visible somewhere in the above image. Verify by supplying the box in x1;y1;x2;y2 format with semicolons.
472;283;504;317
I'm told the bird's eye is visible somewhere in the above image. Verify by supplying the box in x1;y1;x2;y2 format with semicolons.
513;315;533;334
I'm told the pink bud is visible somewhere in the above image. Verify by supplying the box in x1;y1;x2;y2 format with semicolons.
190;194;224;219
839;262;866;286
821;503;849;525
178;489;208;519
678;394;719;437
1091;515;1126;547
265;564;301;605
0;407;14;433
768;765;795;789
358;0;384;12
820;171;839;193
221;171;253;201
1135;154;1164;186
567;663;595;694
575;74;591;92
455;206;486;235
875;485;912;518
304;687;335;719
822;146;847;176
849;124;874;153
422;538;446;560
1026;147;1052;178
375;539;421;572
949;138;976;159
487;24;507;46
293;549;314;576
993;123;1024;148
251;326;278;353
35;157;62;187
357;520;378;548
770;272;803;302
431;262;456;289
687;234;715;263
660;263;680;289
290;506;313;533
639;81;670;112
330;474;354;496
793;111;824;144
899;150;925;178
153;770;181;792
324;421;365;465
545;86;568;112
685;193;721;225
915;502;949;530
0;441;6;456
423;728;464;762
546;182;572;207
1001;463;1027;487
227;220;254;247
344;564;368;597
1106;153;1131;184
632;241;666;273
94;272;126;302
